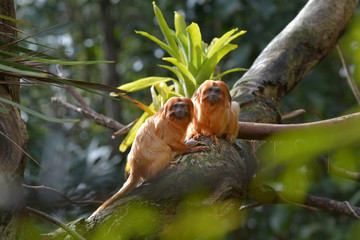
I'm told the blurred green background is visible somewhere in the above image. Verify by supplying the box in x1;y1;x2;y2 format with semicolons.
15;0;360;238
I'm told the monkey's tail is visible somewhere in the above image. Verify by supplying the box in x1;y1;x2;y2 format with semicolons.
89;172;141;218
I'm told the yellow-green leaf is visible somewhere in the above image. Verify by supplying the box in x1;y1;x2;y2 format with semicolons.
135;30;177;58
163;57;196;96
120;110;151;152
116;77;173;92
153;2;180;59
213;68;247;80
196;44;238;85
187;23;203;74
174;11;187;36
207;28;238;58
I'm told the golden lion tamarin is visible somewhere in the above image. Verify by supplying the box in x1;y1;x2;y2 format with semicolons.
90;97;202;217
187;80;240;142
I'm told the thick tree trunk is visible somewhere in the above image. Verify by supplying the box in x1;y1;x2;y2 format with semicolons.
231;0;358;123
0;1;30;239
46;0;358;239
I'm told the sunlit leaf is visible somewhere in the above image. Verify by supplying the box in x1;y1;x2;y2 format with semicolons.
174;11;187;37
226;30;247;45
135;30;177;58
150;85;161;111
163;57;196;95
120;110;152;152
207;28;238;58
121;94;156;115
196;44;238;85
153;2;180;59
187;23;203;74
213;67;247;80
115;76;173;92
0;96;80;123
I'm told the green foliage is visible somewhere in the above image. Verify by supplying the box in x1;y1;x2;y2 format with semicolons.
117;2;246;152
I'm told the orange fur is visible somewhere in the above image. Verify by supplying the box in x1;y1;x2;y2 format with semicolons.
90;97;201;217
187;80;239;142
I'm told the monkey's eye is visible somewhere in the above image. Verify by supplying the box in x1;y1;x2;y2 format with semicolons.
173;102;186;109
208;86;221;94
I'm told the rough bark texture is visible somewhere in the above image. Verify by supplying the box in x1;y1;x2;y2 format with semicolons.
47;0;358;238
231;0;359;123
0;0;30;239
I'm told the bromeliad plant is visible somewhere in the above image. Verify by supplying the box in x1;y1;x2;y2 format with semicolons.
116;2;246;152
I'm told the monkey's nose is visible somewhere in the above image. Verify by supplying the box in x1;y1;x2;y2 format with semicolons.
208;90;220;102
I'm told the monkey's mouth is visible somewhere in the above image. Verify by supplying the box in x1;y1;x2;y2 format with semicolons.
173;110;190;119
206;94;220;103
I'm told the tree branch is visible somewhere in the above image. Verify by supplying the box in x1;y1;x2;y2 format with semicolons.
51;96;127;131
249;182;360;218
237;111;360;140
305;194;360;219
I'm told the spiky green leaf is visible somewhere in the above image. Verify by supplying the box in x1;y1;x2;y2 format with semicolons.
116;77;173;92
135;30;177;58
213;68;247;80
187;23;203;74
196;44;238;85
207;28;238;58
120;110;151;152
153;2;180;59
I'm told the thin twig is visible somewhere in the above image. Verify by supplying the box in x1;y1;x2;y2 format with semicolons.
23;184;103;205
66;86;90;110
336;43;360;106
112;120;137;138
51;96;125;131
281;109;306;120
56;65;90;110
305;194;360;219
344;201;360;219
27;207;86;240
264;185;324;213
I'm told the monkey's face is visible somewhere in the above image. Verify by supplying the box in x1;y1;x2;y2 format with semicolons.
197;80;229;104
164;97;193;120
205;85;222;103
171;101;189;119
